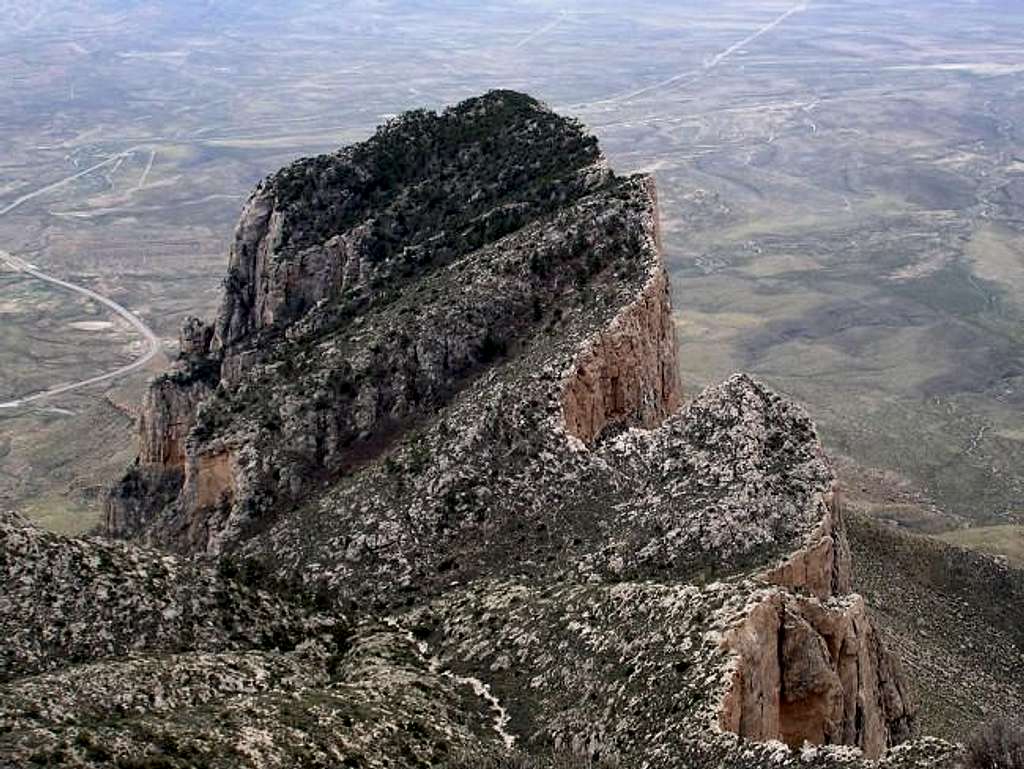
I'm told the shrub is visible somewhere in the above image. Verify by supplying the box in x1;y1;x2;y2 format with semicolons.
967;719;1024;769
449;748;619;769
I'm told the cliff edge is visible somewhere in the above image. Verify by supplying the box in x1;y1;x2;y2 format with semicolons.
0;92;961;769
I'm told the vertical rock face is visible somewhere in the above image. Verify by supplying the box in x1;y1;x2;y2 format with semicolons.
105;350;215;539
561;179;679;444
212;188;376;359
105;91;654;550
97;91;924;768
719;592;914;759
136;376;213;469
179;315;214;359
761;489;853;600
720;492;913;760
561;262;680;444
212;188;282;352
718;595;786;743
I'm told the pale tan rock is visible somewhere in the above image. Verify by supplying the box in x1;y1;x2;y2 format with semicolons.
137;376;212;469
760;487;853;599
718;591;914;759
779;606;843;748
182;450;238;512
561;265;680;444
561;181;680;444
719;593;784;741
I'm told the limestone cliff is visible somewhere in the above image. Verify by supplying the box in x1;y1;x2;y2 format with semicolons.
719;478;908;758
719;591;913;758
105;318;217;538
41;91;963;769
561;245;680;444
761;488;853;600
106;90;640;552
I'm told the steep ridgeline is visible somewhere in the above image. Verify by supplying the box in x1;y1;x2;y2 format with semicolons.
107;90;673;553
41;91;964;768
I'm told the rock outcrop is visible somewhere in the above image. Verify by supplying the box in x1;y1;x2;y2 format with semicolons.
562;253;680;444
136;376;212;469
761;488;852;600
0;91;963;769
106;90;651;552
105;319;218;538
720;591;913;758
0;510;342;681
0;509;501;768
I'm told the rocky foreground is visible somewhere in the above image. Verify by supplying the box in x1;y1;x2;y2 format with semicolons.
0;92;980;768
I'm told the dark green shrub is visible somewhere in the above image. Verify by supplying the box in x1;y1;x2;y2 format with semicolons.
967;719;1024;769
448;748;619;769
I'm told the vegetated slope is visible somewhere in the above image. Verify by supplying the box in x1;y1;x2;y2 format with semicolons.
849;513;1024;739
0;511;342;681
0;92;980;768
0;509;510;768
107;90;668;559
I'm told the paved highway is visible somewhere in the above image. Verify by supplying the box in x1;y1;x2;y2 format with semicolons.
0;250;161;409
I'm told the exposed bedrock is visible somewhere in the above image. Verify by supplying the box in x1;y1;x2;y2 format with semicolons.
719;590;914;759
212;187;375;358
106;91;656;552
761;488;853;600
720;484;911;757
561;262;680;444
137;376;212;470
105;322;215;538
97;90;921;764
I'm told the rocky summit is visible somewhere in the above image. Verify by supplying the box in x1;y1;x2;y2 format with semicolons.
0;92;975;768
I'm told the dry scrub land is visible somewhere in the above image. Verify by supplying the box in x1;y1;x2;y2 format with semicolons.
0;0;1021;544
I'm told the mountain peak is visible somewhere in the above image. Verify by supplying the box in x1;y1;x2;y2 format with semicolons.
0;93;956;768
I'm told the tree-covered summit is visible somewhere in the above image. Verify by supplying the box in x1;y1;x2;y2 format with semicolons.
266;90;605;262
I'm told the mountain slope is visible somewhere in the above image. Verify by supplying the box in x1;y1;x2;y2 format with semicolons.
849;512;1024;738
0;92;980;768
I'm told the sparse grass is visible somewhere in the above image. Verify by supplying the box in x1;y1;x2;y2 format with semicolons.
848;512;1024;739
19;492;99;535
937;525;1024;568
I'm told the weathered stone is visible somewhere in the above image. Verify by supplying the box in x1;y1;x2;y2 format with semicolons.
1;91;957;769
761;488;853;600
178;315;213;358
561;181;680;443
719;591;915;759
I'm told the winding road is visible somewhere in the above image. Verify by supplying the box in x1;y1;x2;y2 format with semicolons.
0;154;162;415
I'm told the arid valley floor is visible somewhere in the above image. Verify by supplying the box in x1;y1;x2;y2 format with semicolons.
0;0;1022;558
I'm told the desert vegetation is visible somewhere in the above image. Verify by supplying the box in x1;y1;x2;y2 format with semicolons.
966;720;1024;769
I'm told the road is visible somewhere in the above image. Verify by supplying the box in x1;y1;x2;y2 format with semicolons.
576;1;809;108
0;149;163;409
513;9;569;50
0;250;161;409
0;151;136;217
